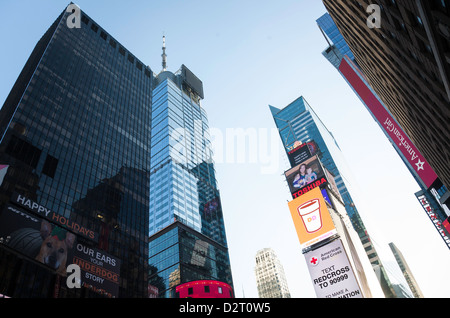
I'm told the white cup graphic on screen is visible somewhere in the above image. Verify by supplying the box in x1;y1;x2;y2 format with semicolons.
298;198;322;233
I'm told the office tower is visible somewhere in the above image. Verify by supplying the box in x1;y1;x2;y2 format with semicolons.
389;242;424;298
322;0;450;192
254;248;291;298
270;97;396;297
0;5;152;297
317;12;450;249
147;61;233;296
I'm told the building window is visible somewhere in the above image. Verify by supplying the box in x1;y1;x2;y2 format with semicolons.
204;286;210;293
218;287;223;294
42;154;58;178
5;135;41;168
188;287;193;295
81;15;89;25
90;23;98;33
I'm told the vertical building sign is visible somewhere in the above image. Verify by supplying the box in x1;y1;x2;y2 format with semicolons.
304;239;363;298
339;56;438;189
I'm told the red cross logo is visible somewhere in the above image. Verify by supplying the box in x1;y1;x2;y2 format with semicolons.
310;257;318;266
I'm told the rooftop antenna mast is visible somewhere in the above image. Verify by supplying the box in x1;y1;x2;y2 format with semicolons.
161;35;167;72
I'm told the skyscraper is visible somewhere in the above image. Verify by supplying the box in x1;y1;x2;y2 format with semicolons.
322;0;450;192
254;248;290;298
146;45;233;298
0;5;151;298
270;97;396;298
389;242;424;298
0;3;233;298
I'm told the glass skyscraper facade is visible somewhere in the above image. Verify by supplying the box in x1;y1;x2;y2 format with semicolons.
270;97;396;298
270;97;360;227
0;4;232;298
0;6;152;298
148;67;233;298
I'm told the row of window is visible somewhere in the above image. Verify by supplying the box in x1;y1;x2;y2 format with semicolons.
79;12;152;78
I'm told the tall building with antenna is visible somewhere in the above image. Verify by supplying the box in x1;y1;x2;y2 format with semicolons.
147;36;234;298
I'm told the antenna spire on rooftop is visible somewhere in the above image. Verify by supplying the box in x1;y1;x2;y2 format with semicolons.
162;34;167;72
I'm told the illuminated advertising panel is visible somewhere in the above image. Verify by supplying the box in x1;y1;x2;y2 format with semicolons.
286;140;320;168
0;204;76;275
72;243;120;298
416;192;450;249
339;56;438;189
444;217;450;234
11;192;98;242
0;204;120;297
285;156;328;199
176;280;233;298
288;187;337;249
304;239;363;298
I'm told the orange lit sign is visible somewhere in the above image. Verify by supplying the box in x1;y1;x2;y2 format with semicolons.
288;187;336;249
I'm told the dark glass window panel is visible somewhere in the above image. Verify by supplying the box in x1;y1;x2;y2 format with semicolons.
42;154;58;178
5;135;41;168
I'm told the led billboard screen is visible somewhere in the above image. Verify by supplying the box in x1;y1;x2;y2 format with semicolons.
285;155;328;199
0;203;120;297
11;192;98;242
287;141;320;168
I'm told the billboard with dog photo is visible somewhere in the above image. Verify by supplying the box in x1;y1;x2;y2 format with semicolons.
0;204;120;297
0;204;77;276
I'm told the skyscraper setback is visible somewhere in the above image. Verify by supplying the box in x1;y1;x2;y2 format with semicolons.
0;4;233;298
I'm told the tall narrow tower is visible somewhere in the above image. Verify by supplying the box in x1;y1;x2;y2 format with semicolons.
389;243;424;298
147;61;233;297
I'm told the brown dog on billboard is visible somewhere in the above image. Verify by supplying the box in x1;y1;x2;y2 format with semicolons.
35;220;76;276
0;204;76;276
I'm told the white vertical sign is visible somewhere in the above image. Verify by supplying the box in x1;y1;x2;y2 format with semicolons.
304;239;363;298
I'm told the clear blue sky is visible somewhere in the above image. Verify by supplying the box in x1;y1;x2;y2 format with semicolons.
1;0;449;298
